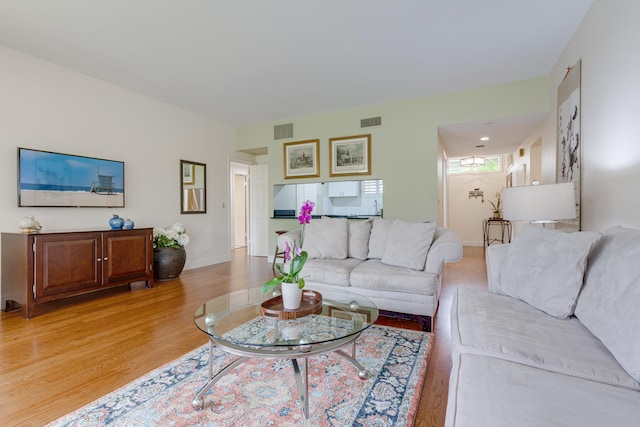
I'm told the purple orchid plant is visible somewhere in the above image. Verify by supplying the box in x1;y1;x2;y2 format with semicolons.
262;200;315;293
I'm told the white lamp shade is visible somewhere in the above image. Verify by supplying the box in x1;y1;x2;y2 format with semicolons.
502;183;576;222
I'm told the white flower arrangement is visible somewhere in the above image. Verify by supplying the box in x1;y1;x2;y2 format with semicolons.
153;223;190;248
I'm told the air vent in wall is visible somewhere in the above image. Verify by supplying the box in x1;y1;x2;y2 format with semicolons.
274;123;294;140
361;116;382;128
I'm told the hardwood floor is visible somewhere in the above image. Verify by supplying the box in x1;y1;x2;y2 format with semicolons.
0;246;487;426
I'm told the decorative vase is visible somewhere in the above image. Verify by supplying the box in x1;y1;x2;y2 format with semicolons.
122;218;135;229
281;281;303;310
153;247;187;281
109;214;124;230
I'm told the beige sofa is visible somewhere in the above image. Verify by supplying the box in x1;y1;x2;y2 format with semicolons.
446;225;640;426
277;217;463;330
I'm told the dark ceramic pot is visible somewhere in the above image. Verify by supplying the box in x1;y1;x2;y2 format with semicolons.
153;247;186;281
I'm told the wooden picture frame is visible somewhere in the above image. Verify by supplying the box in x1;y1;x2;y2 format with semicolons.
283;139;320;179
329;134;371;177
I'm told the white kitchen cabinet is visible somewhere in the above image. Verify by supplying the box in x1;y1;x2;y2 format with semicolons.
328;181;360;197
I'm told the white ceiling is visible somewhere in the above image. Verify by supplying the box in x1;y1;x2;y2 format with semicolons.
0;0;593;155
439;114;547;158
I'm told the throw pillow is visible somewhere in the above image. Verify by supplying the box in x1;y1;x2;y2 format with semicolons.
381;220;437;270
498;224;601;319
348;219;373;260
303;217;348;259
574;226;640;382
367;218;393;259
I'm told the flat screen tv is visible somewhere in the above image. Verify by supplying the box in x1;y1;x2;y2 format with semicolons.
18;147;125;208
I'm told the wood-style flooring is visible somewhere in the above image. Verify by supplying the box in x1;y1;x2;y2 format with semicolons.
0;246;487;426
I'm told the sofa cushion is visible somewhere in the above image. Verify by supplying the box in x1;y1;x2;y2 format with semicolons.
451;287;640;390
446;353;640;427
381;220;436;270
300;258;362;287
496;224;601;319
350;259;438;296
575;226;640;383
348;219;372;260
367;218;393;259
303;217;348;259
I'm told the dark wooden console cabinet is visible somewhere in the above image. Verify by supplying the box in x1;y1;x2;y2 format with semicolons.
1;228;154;318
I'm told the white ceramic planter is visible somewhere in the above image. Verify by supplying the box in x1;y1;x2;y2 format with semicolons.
281;282;303;310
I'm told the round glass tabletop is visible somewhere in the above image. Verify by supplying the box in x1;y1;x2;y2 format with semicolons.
193;287;379;348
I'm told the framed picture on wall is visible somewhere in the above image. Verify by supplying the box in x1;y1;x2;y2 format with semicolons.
283;139;320;179
556;59;581;230
18;147;125;208
329;134;371;176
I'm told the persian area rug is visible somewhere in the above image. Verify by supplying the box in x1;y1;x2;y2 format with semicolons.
47;325;433;427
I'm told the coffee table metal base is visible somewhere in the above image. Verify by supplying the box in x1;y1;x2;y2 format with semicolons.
192;333;369;420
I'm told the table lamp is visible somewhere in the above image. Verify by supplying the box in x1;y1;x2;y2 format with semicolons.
502;182;576;226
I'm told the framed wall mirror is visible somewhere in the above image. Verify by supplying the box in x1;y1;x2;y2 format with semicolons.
181;159;207;214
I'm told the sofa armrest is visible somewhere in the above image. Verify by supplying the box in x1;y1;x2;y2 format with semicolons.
486;243;509;293
277;228;302;251
425;227;463;275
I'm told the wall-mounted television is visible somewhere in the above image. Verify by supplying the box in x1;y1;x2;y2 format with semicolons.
18;147;125;208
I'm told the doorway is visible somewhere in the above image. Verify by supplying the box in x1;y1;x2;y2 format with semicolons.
230;162;249;249
229;161;269;257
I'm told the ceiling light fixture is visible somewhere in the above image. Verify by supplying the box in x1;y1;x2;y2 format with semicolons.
460;156;486;167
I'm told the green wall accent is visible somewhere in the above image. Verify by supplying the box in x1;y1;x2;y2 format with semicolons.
237;77;548;247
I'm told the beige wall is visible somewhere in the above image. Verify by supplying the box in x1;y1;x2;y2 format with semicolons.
238;78;549;248
448;170;507;246
540;0;640;231
0;45;249;284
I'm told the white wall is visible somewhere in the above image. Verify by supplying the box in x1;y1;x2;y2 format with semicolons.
541;0;640;231
0;45;245;291
448;170;507;246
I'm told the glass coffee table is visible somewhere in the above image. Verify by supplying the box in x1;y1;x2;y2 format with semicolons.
192;287;379;420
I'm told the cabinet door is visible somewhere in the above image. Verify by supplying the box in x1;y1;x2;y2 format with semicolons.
328;181;360;197
328;182;344;197
342;181;360;197
102;230;152;285
34;233;101;298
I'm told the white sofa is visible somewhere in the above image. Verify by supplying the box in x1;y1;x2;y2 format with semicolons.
446;224;640;426
277;217;462;330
